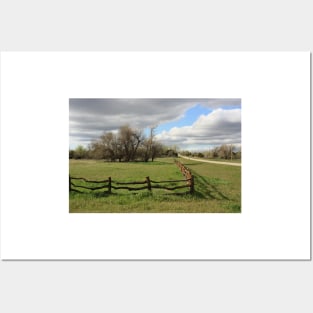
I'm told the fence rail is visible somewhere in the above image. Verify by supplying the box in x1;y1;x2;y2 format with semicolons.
69;160;194;195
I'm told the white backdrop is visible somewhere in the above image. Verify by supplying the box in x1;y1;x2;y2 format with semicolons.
1;51;310;260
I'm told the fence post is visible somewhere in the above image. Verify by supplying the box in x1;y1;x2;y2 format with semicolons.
146;176;152;191
108;177;112;193
69;175;72;192
190;175;194;194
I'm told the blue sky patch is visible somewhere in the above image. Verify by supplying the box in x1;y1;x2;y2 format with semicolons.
155;104;213;134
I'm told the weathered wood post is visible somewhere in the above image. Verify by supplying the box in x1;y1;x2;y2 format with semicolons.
108;177;112;194
146;176;152;191
69;175;72;192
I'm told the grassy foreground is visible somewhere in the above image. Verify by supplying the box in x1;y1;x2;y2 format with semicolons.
69;158;241;213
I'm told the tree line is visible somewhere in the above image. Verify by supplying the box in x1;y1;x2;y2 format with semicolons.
69;125;177;162
180;144;241;160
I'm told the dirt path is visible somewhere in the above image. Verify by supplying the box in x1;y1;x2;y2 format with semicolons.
178;155;241;167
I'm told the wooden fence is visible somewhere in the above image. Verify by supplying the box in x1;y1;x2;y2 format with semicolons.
69;160;194;195
174;159;194;193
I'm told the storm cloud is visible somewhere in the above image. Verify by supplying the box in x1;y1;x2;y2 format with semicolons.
69;98;241;150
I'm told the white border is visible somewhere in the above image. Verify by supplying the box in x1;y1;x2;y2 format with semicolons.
0;52;310;259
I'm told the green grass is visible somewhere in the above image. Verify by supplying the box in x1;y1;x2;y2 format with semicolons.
69;158;241;213
210;158;241;163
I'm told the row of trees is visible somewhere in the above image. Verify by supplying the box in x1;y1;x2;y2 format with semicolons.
70;125;240;161
70;125;173;162
180;144;241;160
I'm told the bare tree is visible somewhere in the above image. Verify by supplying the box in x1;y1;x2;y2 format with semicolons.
218;144;232;159
139;138;151;162
130;128;143;161
101;132;117;161
150;141;163;161
89;132;120;161
118;125;143;161
88;124;164;162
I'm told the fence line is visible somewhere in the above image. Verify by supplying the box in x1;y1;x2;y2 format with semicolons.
174;159;195;194
69;176;193;194
69;159;195;195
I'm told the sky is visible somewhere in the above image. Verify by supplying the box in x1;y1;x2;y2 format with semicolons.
69;98;241;151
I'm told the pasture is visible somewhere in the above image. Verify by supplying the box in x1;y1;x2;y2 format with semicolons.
69;158;241;213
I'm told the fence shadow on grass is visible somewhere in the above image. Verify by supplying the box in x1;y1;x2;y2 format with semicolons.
69;189;112;198
193;174;230;201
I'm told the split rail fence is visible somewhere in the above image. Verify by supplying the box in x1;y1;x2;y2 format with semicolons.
174;159;194;193
69;160;194;195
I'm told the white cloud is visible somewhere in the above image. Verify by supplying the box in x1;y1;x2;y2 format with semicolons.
155;108;241;150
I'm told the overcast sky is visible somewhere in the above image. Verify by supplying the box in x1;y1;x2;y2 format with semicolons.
69;98;241;151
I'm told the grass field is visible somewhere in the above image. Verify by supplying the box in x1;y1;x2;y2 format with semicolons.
69;158;241;213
